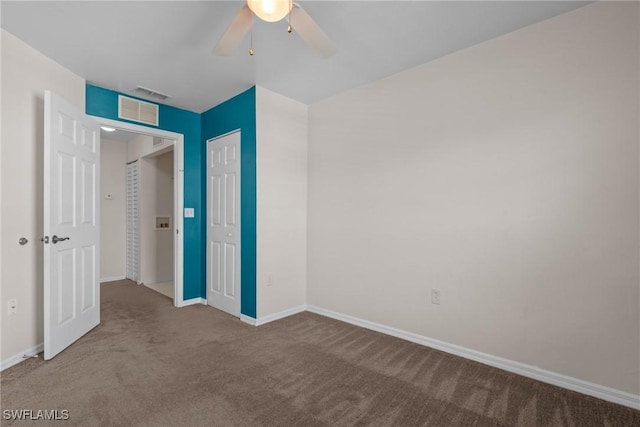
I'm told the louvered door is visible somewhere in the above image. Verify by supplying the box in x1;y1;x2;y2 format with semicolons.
126;161;140;282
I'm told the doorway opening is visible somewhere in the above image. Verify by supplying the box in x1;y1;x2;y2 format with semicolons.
139;147;175;300
94;117;184;307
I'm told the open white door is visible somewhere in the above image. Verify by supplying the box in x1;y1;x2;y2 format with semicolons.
44;91;100;360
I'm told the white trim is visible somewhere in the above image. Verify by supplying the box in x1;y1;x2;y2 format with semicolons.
181;297;207;307
209;128;242;141
240;315;257;326
239;305;307;327
306;305;640;410
255;305;307;326
173;138;184;308
1;343;44;371
100;276;126;283
89;116;185;308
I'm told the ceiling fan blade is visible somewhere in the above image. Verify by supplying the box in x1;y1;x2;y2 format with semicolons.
289;3;336;58
213;5;252;56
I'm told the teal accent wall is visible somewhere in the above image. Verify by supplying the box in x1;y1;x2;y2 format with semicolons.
201;87;257;318
85;84;203;300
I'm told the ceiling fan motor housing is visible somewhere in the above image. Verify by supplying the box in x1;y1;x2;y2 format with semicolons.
247;0;293;22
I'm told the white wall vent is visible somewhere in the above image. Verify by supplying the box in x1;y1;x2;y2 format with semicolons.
132;86;171;102
118;95;159;126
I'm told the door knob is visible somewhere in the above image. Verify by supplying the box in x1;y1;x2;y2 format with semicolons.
51;235;70;244
18;237;28;245
227;233;232;237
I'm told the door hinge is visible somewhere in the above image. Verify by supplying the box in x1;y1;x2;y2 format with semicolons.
41;236;49;244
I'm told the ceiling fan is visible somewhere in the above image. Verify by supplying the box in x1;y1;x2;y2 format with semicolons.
213;0;336;58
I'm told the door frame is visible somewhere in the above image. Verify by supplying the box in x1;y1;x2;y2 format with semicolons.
206;129;242;316
91;116;185;307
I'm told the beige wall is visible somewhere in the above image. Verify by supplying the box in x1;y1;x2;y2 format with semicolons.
256;86;308;318
100;139;127;281
126;134;168;162
0;30;85;361
139;150;174;285
307;2;639;395
127;134;175;285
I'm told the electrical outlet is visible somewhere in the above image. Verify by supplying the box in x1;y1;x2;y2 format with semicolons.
7;298;17;316
267;275;273;287
431;289;441;305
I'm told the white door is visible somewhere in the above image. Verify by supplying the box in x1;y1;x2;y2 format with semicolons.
207;132;241;317
126;161;140;283
44;91;100;360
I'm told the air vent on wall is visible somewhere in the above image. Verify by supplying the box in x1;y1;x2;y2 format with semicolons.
118;95;159;126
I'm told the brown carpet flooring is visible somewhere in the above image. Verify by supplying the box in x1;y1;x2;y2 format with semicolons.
1;280;638;426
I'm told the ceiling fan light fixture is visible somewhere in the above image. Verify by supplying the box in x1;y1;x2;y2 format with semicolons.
247;0;292;22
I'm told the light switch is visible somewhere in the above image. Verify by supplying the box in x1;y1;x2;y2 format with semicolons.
184;208;195;218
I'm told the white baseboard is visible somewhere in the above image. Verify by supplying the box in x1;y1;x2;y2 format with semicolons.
255;305;307;326
240;314;257;326
180;297;206;307
100;275;126;283
1;343;43;371
306;305;640;410
239;305;307;326
239;305;308;327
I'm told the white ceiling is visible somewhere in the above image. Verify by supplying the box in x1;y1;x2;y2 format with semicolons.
1;1;588;112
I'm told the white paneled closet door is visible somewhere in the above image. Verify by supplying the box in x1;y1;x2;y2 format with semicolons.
126;161;140;283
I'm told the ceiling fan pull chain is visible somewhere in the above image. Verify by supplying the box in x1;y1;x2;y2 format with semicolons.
249;15;255;56
213;1;335;58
